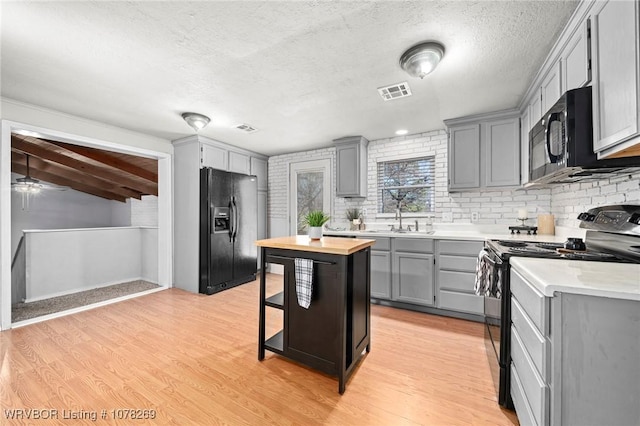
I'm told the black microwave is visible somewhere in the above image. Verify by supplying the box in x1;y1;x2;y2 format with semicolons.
528;86;640;185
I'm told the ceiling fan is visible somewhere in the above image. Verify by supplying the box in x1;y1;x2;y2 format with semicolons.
12;154;67;209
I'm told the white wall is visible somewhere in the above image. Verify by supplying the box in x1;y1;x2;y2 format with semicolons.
131;195;159;226
24;227;158;302
11;173;131;257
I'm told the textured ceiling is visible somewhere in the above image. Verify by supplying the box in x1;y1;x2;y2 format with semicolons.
1;1;579;156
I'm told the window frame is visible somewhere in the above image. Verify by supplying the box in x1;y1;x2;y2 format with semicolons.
376;155;436;218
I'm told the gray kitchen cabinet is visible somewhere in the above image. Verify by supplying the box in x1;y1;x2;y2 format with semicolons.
520;108;530;185
201;142;228;171
591;0;640;157
391;238;434;306
484;117;520;187
540;60;562;115
229;151;250;174
251;157;268;191
446;110;520;191
510;268;640;426
562;20;590;92
371;250;392;299
448;124;480;190
334;135;369;197
435;240;484;315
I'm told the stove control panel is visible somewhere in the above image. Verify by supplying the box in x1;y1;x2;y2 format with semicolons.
578;205;640;235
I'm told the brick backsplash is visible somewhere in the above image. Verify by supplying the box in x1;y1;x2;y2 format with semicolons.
267;130;640;231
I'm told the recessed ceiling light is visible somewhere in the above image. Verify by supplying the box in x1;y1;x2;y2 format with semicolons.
395;129;408;135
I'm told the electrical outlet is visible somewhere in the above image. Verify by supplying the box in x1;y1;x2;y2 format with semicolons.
442;212;453;222
362;208;367;218
471;212;479;222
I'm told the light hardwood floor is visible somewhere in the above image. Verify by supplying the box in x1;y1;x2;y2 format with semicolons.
0;273;518;425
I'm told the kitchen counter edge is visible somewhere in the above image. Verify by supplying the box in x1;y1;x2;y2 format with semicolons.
256;235;375;256
510;257;640;301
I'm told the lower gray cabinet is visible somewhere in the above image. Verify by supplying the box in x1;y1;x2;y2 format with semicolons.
371;250;391;299
436;239;484;315
392;251;435;306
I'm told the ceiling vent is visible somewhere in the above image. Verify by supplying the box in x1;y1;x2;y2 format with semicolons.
234;123;258;133
377;82;412;101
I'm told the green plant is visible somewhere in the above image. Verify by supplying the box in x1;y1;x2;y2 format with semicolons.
345;208;361;221
303;210;331;228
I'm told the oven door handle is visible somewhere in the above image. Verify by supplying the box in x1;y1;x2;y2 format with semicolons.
482;252;503;267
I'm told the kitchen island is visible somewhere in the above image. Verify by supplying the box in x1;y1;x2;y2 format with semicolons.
255;235;375;393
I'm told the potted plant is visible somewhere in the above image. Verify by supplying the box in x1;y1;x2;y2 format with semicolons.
346;208;362;231
303;210;331;240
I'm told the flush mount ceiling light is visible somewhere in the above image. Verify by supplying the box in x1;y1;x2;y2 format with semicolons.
395;129;409;136
182;112;211;132
399;41;445;79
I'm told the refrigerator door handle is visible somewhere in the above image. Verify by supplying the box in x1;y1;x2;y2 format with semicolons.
232;197;239;241
229;199;235;242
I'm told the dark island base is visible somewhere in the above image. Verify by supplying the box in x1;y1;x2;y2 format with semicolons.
258;246;371;394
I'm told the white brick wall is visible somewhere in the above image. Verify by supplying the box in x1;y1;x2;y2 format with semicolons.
551;172;640;227
267;129;640;232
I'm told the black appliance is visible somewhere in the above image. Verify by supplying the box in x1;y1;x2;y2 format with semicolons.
528;86;640;185
483;204;640;409
199;167;258;295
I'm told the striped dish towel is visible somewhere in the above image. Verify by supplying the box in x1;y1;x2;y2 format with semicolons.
294;258;314;309
474;249;491;296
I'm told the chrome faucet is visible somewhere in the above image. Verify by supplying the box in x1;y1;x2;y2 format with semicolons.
395;208;403;230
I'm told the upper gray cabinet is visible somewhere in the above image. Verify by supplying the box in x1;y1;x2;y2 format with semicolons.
541;59;562;115
446;110;520;192
484;117;520;187
448;124;480;190
591;0;640;157
334;135;369;198
228;151;250;175
250;157;268;191
563;20;590;92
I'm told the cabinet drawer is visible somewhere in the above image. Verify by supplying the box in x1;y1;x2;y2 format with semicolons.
438;240;484;256
393;238;434;253
370;237;390;251
511;327;548;426
511;363;538;426
438;255;477;273
512;297;548;380
438;270;475;292
511;270;548;335
438;290;483;314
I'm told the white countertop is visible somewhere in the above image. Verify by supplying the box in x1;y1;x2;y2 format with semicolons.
510;257;640;301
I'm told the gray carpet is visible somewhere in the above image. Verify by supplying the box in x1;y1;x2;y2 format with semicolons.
12;280;160;323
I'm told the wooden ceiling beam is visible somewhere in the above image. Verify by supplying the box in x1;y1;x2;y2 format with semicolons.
11;151;142;201
12;161;128;203
11;135;158;196
49;140;158;182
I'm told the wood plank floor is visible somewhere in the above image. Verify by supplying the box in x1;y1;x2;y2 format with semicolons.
0;273;518;425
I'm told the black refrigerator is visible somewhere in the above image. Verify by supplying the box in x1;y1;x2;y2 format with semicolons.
199;167;258;295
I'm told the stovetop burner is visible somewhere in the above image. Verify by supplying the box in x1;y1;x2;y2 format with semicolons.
535;242;564;250
495;240;527;248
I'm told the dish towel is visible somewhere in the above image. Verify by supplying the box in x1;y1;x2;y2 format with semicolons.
294;258;314;309
474;249;492;296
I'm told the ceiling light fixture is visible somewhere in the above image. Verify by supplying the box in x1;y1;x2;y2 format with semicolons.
12;155;43;210
182;112;211;132
395;129;408;136
400;41;445;79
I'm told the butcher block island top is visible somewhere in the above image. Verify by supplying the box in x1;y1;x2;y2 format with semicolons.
255;235;375;255
256;235;373;393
